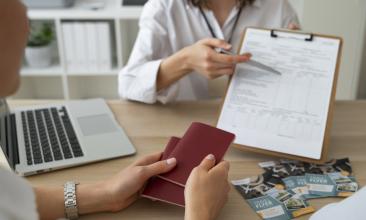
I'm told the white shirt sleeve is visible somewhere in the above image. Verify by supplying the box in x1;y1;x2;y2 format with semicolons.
118;0;179;104
0;168;38;220
310;186;366;220
281;0;301;28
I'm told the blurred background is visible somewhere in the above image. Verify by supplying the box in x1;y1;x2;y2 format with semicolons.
14;0;366;100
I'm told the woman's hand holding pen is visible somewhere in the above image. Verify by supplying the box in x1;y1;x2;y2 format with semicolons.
182;38;251;79
157;38;251;91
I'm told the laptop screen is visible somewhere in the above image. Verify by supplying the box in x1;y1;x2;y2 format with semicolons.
0;99;10;160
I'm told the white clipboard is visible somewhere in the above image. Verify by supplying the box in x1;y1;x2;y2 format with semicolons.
217;27;343;163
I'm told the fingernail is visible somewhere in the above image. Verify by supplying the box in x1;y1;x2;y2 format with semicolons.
206;154;215;160
166;158;177;165
226;44;232;49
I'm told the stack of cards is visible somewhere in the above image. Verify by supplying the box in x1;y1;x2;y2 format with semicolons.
232;158;359;220
142;122;235;207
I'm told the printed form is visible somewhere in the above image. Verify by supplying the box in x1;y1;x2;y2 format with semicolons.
217;28;340;159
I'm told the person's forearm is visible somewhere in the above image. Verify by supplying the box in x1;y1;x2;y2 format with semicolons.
156;49;192;91
34;182;112;220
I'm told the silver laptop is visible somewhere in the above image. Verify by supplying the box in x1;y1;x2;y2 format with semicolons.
0;98;135;176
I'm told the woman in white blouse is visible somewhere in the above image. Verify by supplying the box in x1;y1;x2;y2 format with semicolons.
119;0;300;104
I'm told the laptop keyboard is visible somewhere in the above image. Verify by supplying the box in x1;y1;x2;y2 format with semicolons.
21;106;84;165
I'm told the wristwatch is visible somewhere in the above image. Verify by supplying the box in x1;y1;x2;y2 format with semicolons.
64;181;79;220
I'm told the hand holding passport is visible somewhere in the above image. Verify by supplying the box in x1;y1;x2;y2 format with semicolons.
142;122;235;206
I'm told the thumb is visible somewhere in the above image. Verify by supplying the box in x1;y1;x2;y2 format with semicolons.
143;157;177;178
199;154;216;171
288;23;300;30
200;38;232;50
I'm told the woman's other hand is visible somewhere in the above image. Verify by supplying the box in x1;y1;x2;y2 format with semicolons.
184;154;231;220
288;23;300;30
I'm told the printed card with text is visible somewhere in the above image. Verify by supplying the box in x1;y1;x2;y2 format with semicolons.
232;170;314;220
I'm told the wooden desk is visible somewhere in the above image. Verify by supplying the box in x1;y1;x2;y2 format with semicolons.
6;100;366;220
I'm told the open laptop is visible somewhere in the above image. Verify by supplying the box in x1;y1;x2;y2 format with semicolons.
0;98;135;176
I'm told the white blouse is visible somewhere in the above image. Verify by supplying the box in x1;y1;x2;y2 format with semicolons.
310;186;366;220
0;168;38;220
118;0;300;104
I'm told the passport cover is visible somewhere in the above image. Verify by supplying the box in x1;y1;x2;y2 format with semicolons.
141;137;185;207
159;122;235;186
142;176;185;207
161;136;180;160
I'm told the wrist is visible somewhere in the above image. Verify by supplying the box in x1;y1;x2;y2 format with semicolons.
157;48;192;91
185;203;212;220
178;47;193;73
77;182;112;215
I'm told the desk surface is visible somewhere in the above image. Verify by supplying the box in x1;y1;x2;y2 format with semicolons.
6;100;366;220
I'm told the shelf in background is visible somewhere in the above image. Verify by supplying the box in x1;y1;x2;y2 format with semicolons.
21;66;120;77
19;0;139;100
66;68;120;76
28;7;142;20
27;0;143;20
21;64;64;76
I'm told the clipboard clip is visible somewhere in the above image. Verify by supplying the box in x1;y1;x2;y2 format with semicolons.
270;29;314;41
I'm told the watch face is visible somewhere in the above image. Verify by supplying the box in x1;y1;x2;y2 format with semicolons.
122;0;148;6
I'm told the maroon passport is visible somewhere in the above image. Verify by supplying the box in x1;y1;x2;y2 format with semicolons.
158;122;235;186
141;137;185;207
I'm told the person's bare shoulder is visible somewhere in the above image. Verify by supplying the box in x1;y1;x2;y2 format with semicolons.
0;0;28;97
0;0;27;19
0;0;29;51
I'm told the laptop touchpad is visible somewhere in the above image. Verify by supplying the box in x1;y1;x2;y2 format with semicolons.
77;114;117;136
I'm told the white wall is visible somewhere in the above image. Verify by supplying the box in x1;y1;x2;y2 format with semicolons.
291;0;366;100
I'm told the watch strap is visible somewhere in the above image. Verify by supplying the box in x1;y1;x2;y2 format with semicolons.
64;181;79;220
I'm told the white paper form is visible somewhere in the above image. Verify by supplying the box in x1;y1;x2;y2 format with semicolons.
217;28;340;159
